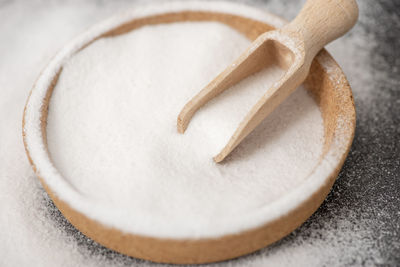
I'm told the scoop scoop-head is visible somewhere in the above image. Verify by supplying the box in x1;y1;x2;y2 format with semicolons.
177;0;359;162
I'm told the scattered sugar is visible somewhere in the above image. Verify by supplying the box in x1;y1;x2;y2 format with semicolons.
0;0;388;266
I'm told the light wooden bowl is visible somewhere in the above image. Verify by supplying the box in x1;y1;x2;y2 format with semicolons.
22;2;355;265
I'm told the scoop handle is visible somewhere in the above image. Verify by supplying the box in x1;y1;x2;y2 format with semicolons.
284;0;358;58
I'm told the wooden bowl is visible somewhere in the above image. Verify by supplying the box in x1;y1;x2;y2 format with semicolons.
22;2;355;265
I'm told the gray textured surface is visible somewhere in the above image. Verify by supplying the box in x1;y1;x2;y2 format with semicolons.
1;0;399;266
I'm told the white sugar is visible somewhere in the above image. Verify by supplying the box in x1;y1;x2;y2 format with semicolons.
46;21;324;236
0;1;385;266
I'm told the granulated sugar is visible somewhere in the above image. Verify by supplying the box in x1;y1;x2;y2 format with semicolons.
0;1;389;266
46;21;324;237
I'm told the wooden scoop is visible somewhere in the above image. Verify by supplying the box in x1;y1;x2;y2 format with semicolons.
177;0;358;162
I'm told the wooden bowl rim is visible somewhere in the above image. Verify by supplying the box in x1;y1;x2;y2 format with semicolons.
22;1;355;264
